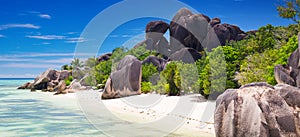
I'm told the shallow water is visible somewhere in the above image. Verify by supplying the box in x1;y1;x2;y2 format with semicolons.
0;79;103;137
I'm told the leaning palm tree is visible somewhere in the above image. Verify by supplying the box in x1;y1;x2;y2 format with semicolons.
71;58;84;68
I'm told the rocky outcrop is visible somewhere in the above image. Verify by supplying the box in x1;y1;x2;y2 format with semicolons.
32;69;59;90
210;18;221;27
213;24;246;46
17;82;33;89
146;21;169;43
274;65;295;86
18;69;72;94
142;55;168;72
97;53;112;63
102;55;142;99
169;48;202;63
135;20;171;57
215;82;300;137
274;33;300;87
170;8;209;53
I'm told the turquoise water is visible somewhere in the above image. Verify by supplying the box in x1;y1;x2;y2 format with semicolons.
0;79;103;137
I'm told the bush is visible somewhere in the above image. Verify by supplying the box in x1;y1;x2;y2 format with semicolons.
142;63;158;82
160;62;181;96
95;60;112;85
236;35;298;85
64;75;73;86
141;82;152;94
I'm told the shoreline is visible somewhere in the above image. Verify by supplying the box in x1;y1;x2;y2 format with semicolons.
55;90;216;136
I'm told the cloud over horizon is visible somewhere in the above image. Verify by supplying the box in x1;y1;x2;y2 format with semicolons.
38;14;51;19
26;35;66;40
0;24;40;30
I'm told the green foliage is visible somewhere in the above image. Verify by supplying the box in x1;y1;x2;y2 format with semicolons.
84;75;97;86
160;62;181;96
142;63;158;82
236;35;298;85
71;58;84;68
196;24;299;97
277;0;300;22
176;62;199;93
85;57;97;68
127;45;154;61
64;75;73;86
95;60;112;85
141;82;152;94
61;64;72;70
197;47;227;96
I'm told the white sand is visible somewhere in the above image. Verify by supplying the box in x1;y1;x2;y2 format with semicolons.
33;91;216;137
100;93;216;137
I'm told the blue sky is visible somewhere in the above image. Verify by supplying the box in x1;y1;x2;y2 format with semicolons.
0;0;294;78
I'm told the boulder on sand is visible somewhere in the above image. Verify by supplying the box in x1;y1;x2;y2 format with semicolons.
215;82;299;137
102;55;142;99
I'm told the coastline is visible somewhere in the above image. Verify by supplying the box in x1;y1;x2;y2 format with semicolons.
93;91;215;136
36;91;216;136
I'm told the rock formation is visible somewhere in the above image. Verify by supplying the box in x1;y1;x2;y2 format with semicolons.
97;53;112;63
169;8;209;53
169;48;202;63
18;69;72;94
102;55;142;99
215;82;300;137
274;33;300;87
135;8;247;64
142;55;168;72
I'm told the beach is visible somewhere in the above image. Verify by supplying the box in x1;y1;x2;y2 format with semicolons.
100;92;215;136
0;79;215;136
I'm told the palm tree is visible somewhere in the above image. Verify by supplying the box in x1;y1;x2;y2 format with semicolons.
71;58;83;68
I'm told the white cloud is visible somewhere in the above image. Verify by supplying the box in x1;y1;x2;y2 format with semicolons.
0;73;38;78
0;56;73;64
26;35;66;40
42;42;51;45
39;14;51;19
0;63;61;69
0;24;40;30
67;32;77;35
0;53;74;58
65;37;86;43
43;58;74;64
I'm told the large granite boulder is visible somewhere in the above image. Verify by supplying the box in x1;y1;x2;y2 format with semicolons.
18;69;71;94
134;20;171;57
288;48;300;87
213;23;246;46
274;65;295;86
58;70;70;81
32;69;59;90
146;21;169;43
97;53;112;63
215;82;299;137
274;84;300;136
170;8;209;53
142;55;168;72
169;48;202;63
210;18;221;27
55;80;67;94
102;55;142;99
275;33;300;87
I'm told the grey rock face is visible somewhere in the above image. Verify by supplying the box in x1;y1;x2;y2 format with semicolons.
215;82;299;137
102;55;142;99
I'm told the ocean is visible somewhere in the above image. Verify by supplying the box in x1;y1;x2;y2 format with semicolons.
0;78;103;136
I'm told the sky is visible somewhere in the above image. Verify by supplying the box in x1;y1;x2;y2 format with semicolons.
0;0;295;78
